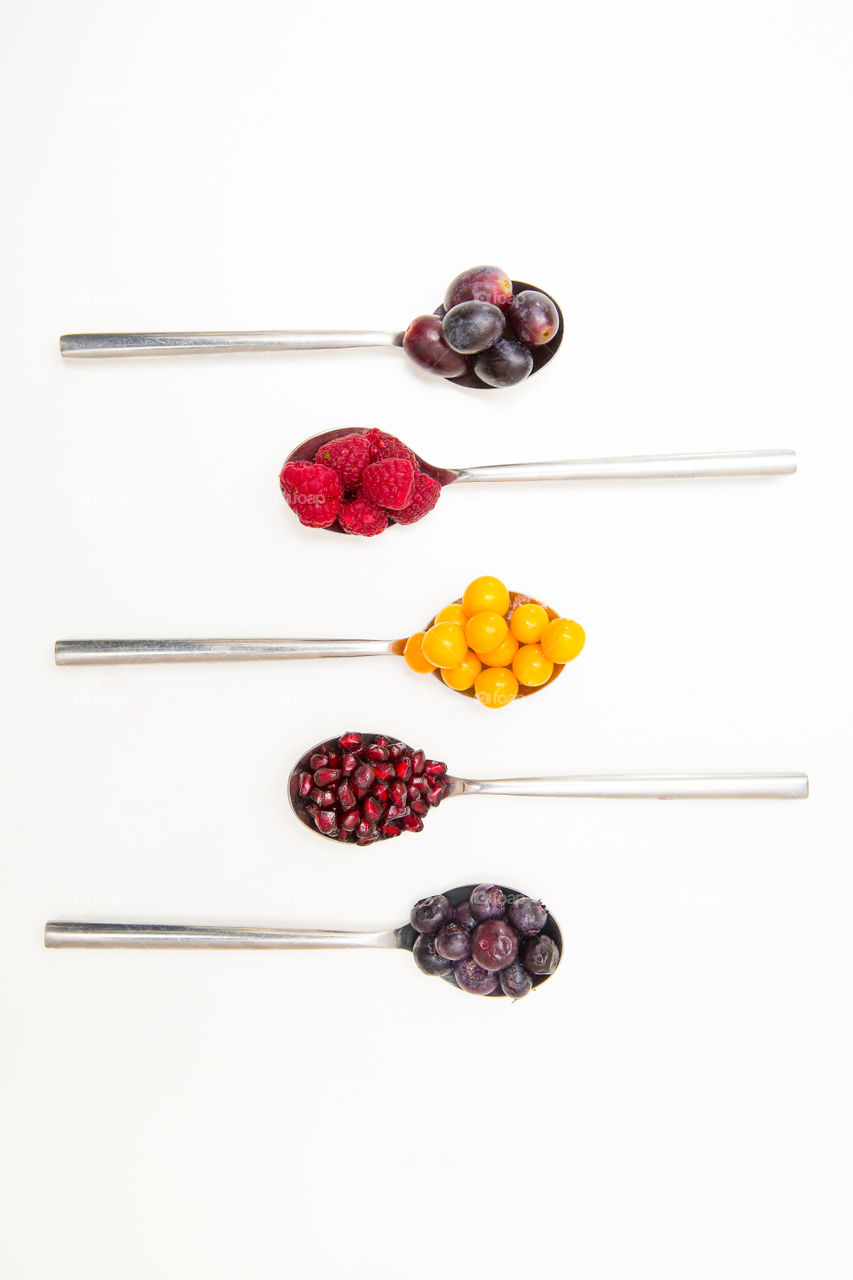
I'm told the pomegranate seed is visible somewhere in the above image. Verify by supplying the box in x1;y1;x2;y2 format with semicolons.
337;781;357;811
339;732;362;749
313;766;341;787
342;752;359;776
373;761;394;781
340;811;360;831
297;771;313;798
374;736;388;747
309;753;329;771
411;750;425;775
372;781;389;804
409;775;429;795
410;799;428;817
365;745;389;762
401;815;423;833
427;783;445;806
314;810;337;835
390;780;407;808
363;795;383;822
389;743;404;760
356;818;374;839
423;760;446;778
386;803;409;821
381;822;402;838
395;757;413;782
353;763;375;790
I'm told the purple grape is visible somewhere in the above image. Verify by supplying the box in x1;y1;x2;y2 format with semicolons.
435;922;471;962
469;883;507;922
506;896;549;936
453;957;499;996
410;894;453;935
444;265;513;311
521;934;560;976
455;901;477;929
499;961;533;998
413;933;452;977
471;919;519;972
442;301;505;355
474;337;534;388
403;315;469;378
507;290;560;345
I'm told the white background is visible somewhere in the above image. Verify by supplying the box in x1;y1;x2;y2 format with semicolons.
1;2;851;1276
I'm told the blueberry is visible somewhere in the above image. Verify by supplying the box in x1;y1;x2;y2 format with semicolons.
453;957;499;996
474;337;534;388
435;922;471;962
507;290;560;346
499;961;533;998
442;301;505;355
521;934;560;976
471;919;519;971
413;933;452;977
455;901;477;930
506;896;549;936
410;894;453;934
469;884;507;922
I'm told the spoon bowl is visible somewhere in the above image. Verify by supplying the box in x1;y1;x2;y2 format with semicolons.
441;279;563;389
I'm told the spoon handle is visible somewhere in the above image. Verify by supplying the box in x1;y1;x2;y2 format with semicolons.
59;330;403;357
54;638;401;664
458;773;809;799
44;922;399;949
454;450;797;483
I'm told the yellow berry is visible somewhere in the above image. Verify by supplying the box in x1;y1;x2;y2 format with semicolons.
441;650;482;691
463;575;510;618
512;643;554;688
478;632;519;668
474;666;519;709
540;618;586;664
435;603;469;627
421;622;468;670
404;631;437;674
465;611;508;655
510;602;549;644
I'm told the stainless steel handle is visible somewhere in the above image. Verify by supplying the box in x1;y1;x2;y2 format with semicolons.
454;450;797;483
59;330;404;357
44;922;399;949
457;773;809;799
54;638;401;665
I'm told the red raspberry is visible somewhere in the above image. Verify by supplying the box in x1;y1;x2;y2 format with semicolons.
314;433;371;492
338;496;389;537
360;458;415;511
394;472;441;525
364;429;417;466
279;461;342;528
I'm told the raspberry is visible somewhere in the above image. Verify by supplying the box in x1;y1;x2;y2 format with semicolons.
394;472;441;525
314;433;371;492
279;461;342;528
365;429;417;466
339;496;388;536
360;457;415;511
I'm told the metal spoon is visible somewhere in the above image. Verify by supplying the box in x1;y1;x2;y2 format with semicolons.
286;427;797;534
44;883;563;998
58;279;562;390
289;730;809;844
54;587;577;703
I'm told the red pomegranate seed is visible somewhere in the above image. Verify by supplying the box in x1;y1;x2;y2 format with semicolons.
314;810;337;835
339;732;362;749
427;783;445;806
409;776;429;795
356;818;374;839
390;780;407;808
423;760;446;779
381;822;402;838
395;757;413;782
298;771;313;798
309;753;329;771
365;744;389;762
374;736;388;747
372;781;389;804
386;803;408;821
373;761;394;781
314;766;341;787
388;743;404;760
401;815;423;833
342;752;359;776
340;810;360;831
411;750;425;775
337;781;357;811
410;799;428;817
353;763;375;790
363;795;383;822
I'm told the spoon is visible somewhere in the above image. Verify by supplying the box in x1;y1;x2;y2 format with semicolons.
44;883;563;999
58;277;562;391
284;427;797;535
54;586;577;705
289;731;810;843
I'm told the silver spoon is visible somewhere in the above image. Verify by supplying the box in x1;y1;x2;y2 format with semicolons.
289;731;809;844
59;278;562;391
285;427;797;535
44;883;563;999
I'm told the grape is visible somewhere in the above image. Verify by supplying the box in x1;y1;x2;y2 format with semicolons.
521;934;560;976
413;933;452;977
455;901;477;930
403;315;469;378
435;922;472;962
442;301;505;355
474;338;534;388
507;290;560;346
444;265;513;311
469;883;507;922
499;961;533;998
506;896;549;936
410;894;453;934
471;919;519;971
453;957;499;995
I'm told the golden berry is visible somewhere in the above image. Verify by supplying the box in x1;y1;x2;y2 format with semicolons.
435;603;468;627
474;666;519;709
404;632;436;674
463;575;510;618
510;602;549;644
441;650;482;691
421;622;467;669
512;643;554;687
465;611;509;655
478;632;519;668
540;618;585;664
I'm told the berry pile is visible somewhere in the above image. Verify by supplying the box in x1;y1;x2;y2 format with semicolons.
289;732;449;843
409;883;560;998
403;265;561;389
404;575;585;709
280;429;440;536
